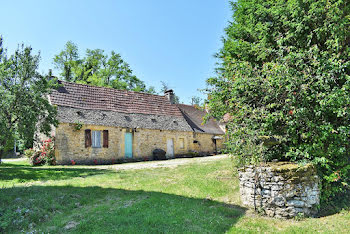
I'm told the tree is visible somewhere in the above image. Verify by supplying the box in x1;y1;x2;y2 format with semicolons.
191;96;202;106
145;85;157;94
53;42;148;92
160;81;180;103
0;38;58;161
206;0;350;205
160;81;170;94
53;41;80;82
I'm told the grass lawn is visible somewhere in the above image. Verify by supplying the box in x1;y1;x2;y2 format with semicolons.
1;157;349;233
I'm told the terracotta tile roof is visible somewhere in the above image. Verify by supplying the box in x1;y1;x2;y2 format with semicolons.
49;81;183;117
176;104;225;135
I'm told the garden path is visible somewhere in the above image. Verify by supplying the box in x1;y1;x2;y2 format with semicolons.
99;154;229;171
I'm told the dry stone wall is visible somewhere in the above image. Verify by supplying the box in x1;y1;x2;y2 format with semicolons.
238;162;320;219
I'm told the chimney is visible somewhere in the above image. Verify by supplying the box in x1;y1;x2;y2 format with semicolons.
47;69;55;81
164;89;175;104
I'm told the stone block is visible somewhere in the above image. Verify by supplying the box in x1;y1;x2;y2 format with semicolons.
287;199;305;208
271;196;286;207
265;208;275;217
271;185;283;191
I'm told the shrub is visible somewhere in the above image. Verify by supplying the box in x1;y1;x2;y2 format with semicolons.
187;151;200;158
206;0;350;207
24;148;35;159
28;138;56;166
72;121;83;131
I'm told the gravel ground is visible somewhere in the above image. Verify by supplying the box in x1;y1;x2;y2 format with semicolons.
1;154;230;171
99;154;229;171
1;157;26;162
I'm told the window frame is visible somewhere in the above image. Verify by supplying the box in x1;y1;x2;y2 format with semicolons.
179;138;185;149
92;130;102;148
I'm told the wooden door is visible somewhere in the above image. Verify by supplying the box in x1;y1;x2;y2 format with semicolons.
166;138;174;158
125;133;133;158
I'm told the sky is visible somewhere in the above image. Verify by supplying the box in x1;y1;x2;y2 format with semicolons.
0;0;232;104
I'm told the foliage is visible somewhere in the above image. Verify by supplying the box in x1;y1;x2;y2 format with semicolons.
28;138;55;166
53;41;153;93
146;85;157;94
24;148;35;159
206;0;350;205
2;135;15;156
52;41;79;82
0;37;58;160
191;96;203;106
72;121;83;131
160;81;180;103
187;150;200;157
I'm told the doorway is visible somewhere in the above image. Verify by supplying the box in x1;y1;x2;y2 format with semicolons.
125;132;133;158
166;138;174;158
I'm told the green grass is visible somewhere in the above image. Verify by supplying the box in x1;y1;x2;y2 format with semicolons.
0;158;349;233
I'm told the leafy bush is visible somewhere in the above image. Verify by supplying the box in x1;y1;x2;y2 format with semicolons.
24;148;35;159
27;138;56;166
187;151;200;158
206;0;350;207
72;121;83;131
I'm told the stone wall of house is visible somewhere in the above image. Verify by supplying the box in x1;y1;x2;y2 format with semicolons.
54;123;224;164
238;163;320;219
132;128;193;159
192;132;223;154
55;123;122;164
34;125;56;149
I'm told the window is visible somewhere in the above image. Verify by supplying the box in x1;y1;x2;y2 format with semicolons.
92;131;101;148
85;130;108;148
179;138;185;149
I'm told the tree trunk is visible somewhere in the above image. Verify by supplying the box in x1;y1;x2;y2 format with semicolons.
0;149;3;164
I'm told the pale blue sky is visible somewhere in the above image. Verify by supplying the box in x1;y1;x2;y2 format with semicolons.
0;0;231;104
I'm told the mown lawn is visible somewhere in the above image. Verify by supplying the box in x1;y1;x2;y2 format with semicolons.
0;157;349;233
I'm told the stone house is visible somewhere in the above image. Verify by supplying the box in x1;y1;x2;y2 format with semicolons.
47;81;225;164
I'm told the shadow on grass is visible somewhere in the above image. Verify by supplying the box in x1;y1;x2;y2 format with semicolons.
0;164;109;184
318;191;350;217
0;185;247;233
